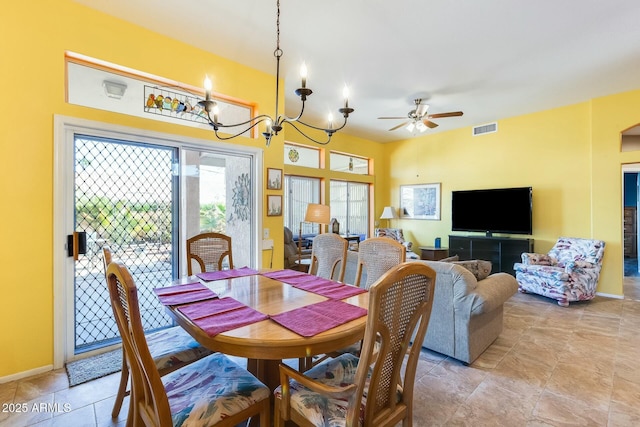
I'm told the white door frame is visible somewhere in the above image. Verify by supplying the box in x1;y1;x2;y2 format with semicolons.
53;115;263;368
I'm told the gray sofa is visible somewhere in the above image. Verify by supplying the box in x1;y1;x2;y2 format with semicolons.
409;260;518;364
336;253;517;364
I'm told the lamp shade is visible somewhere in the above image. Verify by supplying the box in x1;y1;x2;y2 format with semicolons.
304;203;331;224
380;206;397;220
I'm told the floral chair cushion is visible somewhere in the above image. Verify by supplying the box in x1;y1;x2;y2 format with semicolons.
165;352;270;427
147;326;213;372
274;353;400;427
513;236;605;307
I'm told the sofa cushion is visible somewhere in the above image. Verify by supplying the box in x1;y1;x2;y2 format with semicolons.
439;254;459;263
451;259;492;281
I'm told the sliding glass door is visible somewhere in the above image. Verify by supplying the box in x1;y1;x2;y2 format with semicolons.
57;118;260;360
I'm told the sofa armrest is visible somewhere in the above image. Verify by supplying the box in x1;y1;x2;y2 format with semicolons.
463;273;518;316
513;263;568;281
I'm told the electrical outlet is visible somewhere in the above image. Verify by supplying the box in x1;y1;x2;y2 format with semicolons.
263;228;270;239
262;239;274;250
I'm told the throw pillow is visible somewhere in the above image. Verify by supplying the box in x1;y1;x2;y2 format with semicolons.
451;259;492;281
439;254;459;263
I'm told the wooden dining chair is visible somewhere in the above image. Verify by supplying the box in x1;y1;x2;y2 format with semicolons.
275;261;436;427
186;232;234;275
308;233;348;282
106;260;270;427
102;246;212;421
355;237;407;289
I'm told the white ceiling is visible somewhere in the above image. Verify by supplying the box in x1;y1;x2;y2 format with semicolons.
73;0;640;143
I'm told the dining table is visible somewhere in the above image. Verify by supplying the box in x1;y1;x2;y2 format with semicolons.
157;267;369;392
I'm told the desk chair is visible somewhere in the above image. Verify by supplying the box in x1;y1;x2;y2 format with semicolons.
106;260;270;427
186;232;234;275
275;262;436;427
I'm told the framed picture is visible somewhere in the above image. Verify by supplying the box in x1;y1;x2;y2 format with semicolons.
267;168;282;190
400;183;441;220
267;195;282;216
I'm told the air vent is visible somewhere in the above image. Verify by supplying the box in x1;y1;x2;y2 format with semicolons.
472;122;497;136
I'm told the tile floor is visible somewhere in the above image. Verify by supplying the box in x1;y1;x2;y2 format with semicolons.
2;288;640;426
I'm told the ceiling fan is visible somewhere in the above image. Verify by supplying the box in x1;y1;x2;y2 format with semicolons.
378;98;463;132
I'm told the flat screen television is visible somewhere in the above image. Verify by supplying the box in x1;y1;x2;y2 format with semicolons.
451;187;532;236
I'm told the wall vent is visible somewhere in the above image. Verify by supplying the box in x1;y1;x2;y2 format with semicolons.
472;122;497;136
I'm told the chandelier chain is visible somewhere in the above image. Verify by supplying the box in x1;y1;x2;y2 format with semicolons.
274;0;282;58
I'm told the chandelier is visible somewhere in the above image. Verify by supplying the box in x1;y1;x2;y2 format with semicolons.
197;0;354;146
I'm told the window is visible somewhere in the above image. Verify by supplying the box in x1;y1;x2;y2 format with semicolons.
330;152;369;175
330;181;369;236
284;176;321;234
284;143;320;168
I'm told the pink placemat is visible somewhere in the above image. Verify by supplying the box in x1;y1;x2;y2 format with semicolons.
197;266;259;281
153;283;218;305
177;297;245;320
260;269;310;281
179;298;268;336
271;300;368;337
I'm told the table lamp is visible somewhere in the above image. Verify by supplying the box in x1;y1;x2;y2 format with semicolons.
380;206;397;227
298;203;331;265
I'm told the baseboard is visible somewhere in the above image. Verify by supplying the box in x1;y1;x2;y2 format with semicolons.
0;364;53;384
596;291;624;300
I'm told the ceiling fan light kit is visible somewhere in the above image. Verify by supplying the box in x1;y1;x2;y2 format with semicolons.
197;0;353;146
379;98;463;133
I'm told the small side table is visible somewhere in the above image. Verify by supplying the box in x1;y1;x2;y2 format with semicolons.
419;246;449;261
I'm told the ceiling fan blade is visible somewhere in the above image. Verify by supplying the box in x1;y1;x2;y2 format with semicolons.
378;116;408;120
389;121;410;131
423;120;439;129
428;111;463;119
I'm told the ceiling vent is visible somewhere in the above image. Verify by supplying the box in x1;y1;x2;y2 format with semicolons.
472;122;497;136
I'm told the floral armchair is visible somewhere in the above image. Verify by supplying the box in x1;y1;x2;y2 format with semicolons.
513;236;605;307
374;228;419;259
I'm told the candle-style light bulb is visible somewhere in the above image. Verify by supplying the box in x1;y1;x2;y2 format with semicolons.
212;105;219;123
343;85;350;108
204;76;212;101
265;119;272;134
327;112;334;129
300;62;307;88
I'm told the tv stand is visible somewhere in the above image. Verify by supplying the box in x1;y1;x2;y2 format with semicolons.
449;235;534;275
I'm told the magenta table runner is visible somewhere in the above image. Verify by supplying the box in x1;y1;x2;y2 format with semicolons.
196;266;259;281
177;298;269;337
153;282;218;305
271;300;368;337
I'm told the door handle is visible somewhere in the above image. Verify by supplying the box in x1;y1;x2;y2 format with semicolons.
67;231;87;260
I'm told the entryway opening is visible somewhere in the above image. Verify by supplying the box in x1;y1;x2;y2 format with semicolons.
621;124;640;300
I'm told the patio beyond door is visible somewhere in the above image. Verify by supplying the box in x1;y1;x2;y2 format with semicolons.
73;136;178;353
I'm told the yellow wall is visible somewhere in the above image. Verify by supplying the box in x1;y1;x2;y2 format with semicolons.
385;90;640;300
